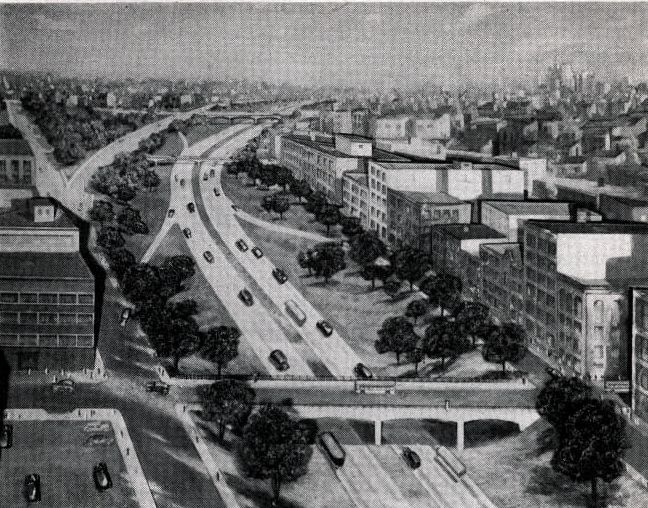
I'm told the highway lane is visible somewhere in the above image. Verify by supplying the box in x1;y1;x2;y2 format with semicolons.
201;161;362;378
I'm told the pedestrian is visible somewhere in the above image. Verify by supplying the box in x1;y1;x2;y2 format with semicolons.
215;471;220;482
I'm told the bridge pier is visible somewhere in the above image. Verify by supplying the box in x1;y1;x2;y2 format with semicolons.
374;419;382;445
456;420;465;455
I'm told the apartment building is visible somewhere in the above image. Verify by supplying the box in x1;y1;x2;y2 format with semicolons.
341;171;369;227
631;288;648;421
480;200;572;241
480;242;524;325
413;113;451;140
0;138;36;207
375;115;413;140
599;194;648;223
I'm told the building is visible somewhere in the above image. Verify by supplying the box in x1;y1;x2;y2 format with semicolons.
0;138;36;207
341;172;369;227
599;194;648;223
480;242;524;325
631;288;648;421
522;220;648;381
375;115;413;140
387;189;471;249
351;108;369;136
480;200;572;241
413;113;451;140
0;197;96;371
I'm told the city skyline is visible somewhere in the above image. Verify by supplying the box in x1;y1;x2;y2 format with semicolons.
2;3;648;89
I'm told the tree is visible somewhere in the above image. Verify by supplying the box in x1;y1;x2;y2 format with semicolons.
152;314;201;371
89;200;115;223
97;225;125;251
348;231;387;266
261;195;274;213
391;246;429;291
405;299;428;324
141;169;161;192
201;326;241;377
239;404;312;505
199;380;255;441
454;301;491;346
303;190;327;215
114;183;136;203
107;247;136;280
383;275;402;299
274;166;293;191
307;243;346;284
536;375;593;430
290;179;312;203
117;206;149;235
375;316;418;364
551;399;627;507
420;273;462;316
316;205;341;236
159;255;196;294
340;216;363;237
271;194;291;220
423;317;466;369
297;250;313;276
122;263;163;306
481;322;526;373
407;347;426;376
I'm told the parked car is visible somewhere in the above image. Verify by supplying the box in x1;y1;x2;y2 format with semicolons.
203;251;215;263
272;268;288;284
119;307;131;327
203;173;209;181
1;423;13;448
93;463;113;492
24;474;41;503
238;289;254;306
213;188;220;196
179;178;186;187
183;227;192;239
402;447;421;469
354;363;373;380
145;381;170;395
167;209;175;218
269;349;289;371
85;434;115;447
231;204;239;212
251;246;263;258
210;169;215;177
316;320;334;337
187;202;195;213
52;378;76;393
83;421;111;433
235;239;249;252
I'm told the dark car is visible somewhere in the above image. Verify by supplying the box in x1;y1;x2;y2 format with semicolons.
272;268;288;284
251;246;263;259
167;209;175;218
213;188;220;196
545;366;562;378
1;423;13;449
85;433;115;447
269;349;289;371
93;463;113;492
183;227;192;239
179;178;186;187
316;320;334;337
203;251;215;263
52;378;76;393
24;474;41;503
187;202;195;213
235;239;248;252
354;363;373;380
203;173;209;181
231;204;239;212
119;307;131;327
210;169;215;177
238;289;254;306
402;447;421;469
145;381;170;395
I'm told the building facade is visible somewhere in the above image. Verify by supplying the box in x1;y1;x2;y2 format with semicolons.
632;288;648;421
480;242;524;326
341;172;369;227
480;200;572;241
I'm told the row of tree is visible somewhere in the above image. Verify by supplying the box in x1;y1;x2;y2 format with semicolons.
536;375;628;507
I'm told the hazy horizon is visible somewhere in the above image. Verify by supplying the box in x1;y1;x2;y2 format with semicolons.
1;3;647;89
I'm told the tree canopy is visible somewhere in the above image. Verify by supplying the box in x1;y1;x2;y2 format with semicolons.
481;322;527;373
423;317;467;369
390;246;429;291
201;326;241;377
117;206;149;235
375;316;419;364
199;380;255;441
298;243;346;283
536;375;593;430
420;273;463;315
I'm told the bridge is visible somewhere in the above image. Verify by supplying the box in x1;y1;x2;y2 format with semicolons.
202;111;285;124
146;154;229;164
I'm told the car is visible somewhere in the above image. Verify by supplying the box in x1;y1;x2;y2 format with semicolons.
93;462;113;492
203;251;215;263
145;381;170;395
269;349;289;371
354;363;373;380
119;307;131;327
545;366;562;378
272;268;288;284
187;202;195;213
183;227;192;238
85;433;115;447
316;320;334;337
238;289;254;306
402;447;421;469
24;474;41;503
167;209;175;218
52;378;76;393
251;246;263;258
180;178;186;187
203;173;209;181
83;421;111;433
210;169;215;177
213;188;220;196
235;239;248;252
231;204;239;212
1;423;13;448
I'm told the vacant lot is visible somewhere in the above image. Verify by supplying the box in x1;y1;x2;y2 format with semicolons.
0;420;137;508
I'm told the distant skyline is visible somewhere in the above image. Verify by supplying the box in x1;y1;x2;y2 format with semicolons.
1;3;647;89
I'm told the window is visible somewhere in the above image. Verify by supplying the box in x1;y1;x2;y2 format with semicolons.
20;293;37;303
38;293;57;304
0;334;18;346
58;335;76;347
22;160;32;183
593;300;604;325
58;313;76;324
0;312;18;324
78;294;94;305
0;160;6;181
20;312;37;325
77;314;93;325
595;345;604;359
38;313;58;324
0;292;18;303
59;293;77;304
39;335;57;347
574;296;583;318
77;335;94;347
11;160;19;180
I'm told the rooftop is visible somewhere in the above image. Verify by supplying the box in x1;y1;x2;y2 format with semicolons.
391;189;463;204
437;224;505;240
284;133;408;162
0;198;77;229
0;138;33;157
600;194;648;207
336;133;374;143
526;219;648;235
343;171;368;185
483;200;571;215
0;252;92;279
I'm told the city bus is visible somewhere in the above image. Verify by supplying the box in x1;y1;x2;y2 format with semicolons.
318;432;345;467
435;445;466;478
285;299;306;326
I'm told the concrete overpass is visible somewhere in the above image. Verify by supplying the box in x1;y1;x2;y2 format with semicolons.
146;154;229;165
202;111;285;124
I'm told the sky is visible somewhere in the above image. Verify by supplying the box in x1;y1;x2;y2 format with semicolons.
1;2;648;89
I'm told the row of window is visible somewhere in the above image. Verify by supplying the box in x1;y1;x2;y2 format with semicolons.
0;159;32;184
0;333;94;348
525;232;557;255
0;312;93;325
0;292;94;305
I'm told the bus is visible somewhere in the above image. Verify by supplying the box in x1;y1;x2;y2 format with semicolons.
318;432;345;467
285;300;306;326
435;445;466;478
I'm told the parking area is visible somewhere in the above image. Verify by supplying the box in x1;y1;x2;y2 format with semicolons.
0;420;138;508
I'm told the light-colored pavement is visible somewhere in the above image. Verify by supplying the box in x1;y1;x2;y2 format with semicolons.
233;208;332;242
203;163;362;378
